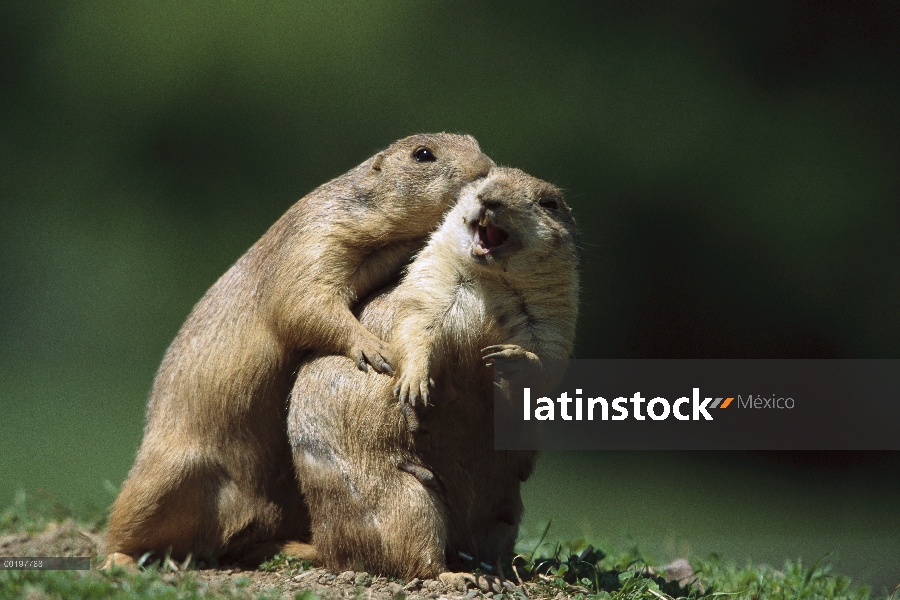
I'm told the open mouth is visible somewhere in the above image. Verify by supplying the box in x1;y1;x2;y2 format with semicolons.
472;214;511;258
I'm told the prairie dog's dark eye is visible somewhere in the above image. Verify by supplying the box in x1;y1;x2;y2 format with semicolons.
413;147;437;162
539;198;560;210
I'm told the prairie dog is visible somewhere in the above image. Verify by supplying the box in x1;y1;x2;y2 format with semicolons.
288;167;579;579
106;134;495;565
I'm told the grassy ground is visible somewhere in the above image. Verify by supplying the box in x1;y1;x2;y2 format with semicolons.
0;493;889;600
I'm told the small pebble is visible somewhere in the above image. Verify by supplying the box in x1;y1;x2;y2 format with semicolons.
404;577;422;591
387;581;404;596
336;570;356;584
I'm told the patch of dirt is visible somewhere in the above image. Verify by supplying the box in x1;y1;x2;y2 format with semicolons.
1;523;525;598
190;567;521;599
0;520;103;560
1;523;697;599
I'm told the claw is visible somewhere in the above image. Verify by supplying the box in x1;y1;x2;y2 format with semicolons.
362;349;394;374
395;383;410;405
482;344;516;353
375;355;393;374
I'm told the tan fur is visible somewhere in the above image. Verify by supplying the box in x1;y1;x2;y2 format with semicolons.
106;134;494;563
288;167;579;579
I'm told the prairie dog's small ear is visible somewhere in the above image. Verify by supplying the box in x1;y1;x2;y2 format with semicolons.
368;152;385;174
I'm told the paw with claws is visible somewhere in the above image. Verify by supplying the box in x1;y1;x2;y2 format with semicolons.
349;332;394;374
482;344;540;380
392;365;434;407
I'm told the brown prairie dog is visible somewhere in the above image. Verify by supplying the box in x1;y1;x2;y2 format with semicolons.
288;166;579;580
105;134;495;566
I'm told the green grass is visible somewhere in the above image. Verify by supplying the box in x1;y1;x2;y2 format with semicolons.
0;495;886;600
0;488;111;535
0;552;880;600
1;568;279;600
258;554;314;578
508;533;878;600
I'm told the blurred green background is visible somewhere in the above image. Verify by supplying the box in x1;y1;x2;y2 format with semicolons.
1;0;898;593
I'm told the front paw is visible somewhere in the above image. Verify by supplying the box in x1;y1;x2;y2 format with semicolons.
392;366;434;407
482;344;540;380
349;333;394;374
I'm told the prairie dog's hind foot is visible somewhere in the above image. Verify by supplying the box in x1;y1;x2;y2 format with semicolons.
439;571;518;593
101;552;136;570
279;541;318;563
234;541;319;568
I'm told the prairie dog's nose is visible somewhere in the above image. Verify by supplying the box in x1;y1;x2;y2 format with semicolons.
478;193;503;211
